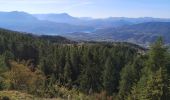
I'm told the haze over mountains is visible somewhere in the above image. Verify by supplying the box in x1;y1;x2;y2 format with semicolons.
0;11;170;46
34;13;170;28
0;11;93;35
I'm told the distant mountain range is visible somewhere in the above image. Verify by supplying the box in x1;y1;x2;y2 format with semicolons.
0;11;93;35
34;13;133;28
34;13;170;28
0;11;170;45
63;22;170;46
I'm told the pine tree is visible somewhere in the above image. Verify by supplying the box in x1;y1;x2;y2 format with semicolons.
148;37;167;72
136;37;170;100
64;54;72;87
103;57;117;95
119;56;145;99
145;67;170;100
79;50;102;93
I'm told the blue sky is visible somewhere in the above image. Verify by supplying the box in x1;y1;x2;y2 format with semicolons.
0;0;170;18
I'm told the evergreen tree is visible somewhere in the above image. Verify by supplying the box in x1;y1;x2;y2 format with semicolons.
135;38;170;100
64;54;72;87
119;56;145;99
103;57;117;95
145;67;170;100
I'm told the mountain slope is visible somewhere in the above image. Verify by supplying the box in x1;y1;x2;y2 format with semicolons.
0;11;38;23
0;11;93;35
1;11;170;46
34;13;133;28
34;13;81;24
0;28;75;44
34;13;170;28
63;22;170;46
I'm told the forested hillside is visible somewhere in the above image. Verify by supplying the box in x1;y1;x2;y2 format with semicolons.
64;22;170;46
0;28;170;100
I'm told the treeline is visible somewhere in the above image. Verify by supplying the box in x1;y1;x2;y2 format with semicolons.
0;29;170;100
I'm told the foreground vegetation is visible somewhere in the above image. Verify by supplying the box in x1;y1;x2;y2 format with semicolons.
0;29;170;100
0;91;34;100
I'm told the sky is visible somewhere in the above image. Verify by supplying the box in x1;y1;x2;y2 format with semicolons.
0;0;170;18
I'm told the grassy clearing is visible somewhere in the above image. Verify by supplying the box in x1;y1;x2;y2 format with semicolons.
0;91;63;100
0;90;34;100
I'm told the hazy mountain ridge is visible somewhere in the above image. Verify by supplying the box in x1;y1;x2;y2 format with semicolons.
63;22;170;46
34;13;170;28
0;11;170;46
34;13;82;24
0;11;38;22
0;11;94;35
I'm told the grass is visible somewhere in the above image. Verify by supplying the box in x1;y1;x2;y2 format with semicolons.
0;90;63;100
0;90;34;100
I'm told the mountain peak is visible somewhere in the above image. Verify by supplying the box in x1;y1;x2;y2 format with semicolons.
8;11;31;15
59;13;70;16
10;11;25;13
0;11;38;22
49;13;74;18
